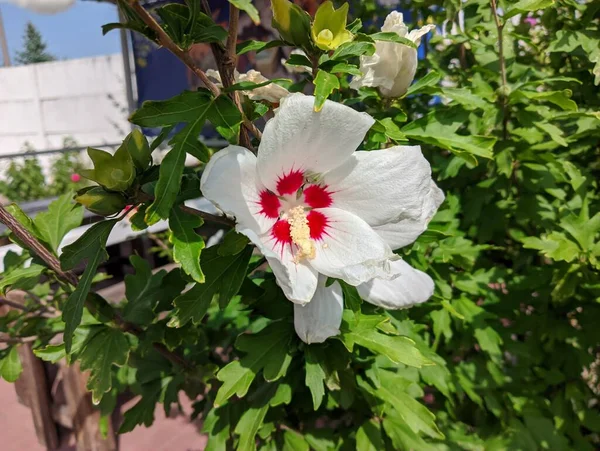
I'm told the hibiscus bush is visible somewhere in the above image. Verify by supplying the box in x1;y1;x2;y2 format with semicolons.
1;0;599;449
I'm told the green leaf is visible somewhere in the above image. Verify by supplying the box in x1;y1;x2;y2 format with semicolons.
371;369;444;439
504;0;555;19
79;326;130;404
34;193;83;252
474;326;503;358
522;232;580;262
404;71;441;97
0;264;44;295
341;314;432;368
229;0;260;25
234;402;269;451
147;102;213;224
60;219;118;353
283;430;310;451
370;31;417;49
356;420;384;451
402;110;495;160
304;346;326;410
123;255;167;325
157;4;227;47
203;405;231;451
122;129;151;172
214;322;294;406
129;90;212;128
169;208;205;283
236;40;283;55
560;210;600;252
512;89;578;111
0;347;23;382
119;393;158;433
313;70;340;112
218;230;250;256
169;245;253;327
340;281;361;313
209;95;243;144
330;40;375;61
5;204;47;244
442;87;493;111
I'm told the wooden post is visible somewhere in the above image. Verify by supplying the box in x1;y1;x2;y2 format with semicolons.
62;362;117;451
15;344;60;450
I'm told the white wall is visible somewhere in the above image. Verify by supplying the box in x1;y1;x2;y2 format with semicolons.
0;54;130;158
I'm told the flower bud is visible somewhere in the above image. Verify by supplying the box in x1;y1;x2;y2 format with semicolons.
350;12;435;98
271;0;312;49
311;1;353;51
80;146;136;192
123;129;151;173
75;186;128;216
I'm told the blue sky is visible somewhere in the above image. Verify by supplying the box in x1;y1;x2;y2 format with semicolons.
1;1;121;64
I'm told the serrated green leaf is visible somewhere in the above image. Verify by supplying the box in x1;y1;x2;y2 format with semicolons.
330;40;375;61
34;193;83;252
304;346;326;410
234;402;269;451
313;70;340;111
60;219;118;353
215;322;294;406
169;208;205;283
79;326;130;404
0;264;44;295
370;31;417;49
170;245;252;327
522;232;580;262
236;39;283;55
356;420;384;451
123;255;167;325
218;230;249;256
404;70;441;97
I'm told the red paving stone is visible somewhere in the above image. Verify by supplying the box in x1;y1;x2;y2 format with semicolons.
0;380;207;451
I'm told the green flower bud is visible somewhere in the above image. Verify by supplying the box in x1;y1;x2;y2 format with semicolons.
75;186;128;216
271;0;312;49
79;145;136;192
123;129;151;173
311;1;353;51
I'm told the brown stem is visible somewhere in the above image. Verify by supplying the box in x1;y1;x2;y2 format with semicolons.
0;297;30;312
490;0;509;140
0;205;191;370
201;2;261;149
127;0;221;97
0;334;38;344
180;204;235;227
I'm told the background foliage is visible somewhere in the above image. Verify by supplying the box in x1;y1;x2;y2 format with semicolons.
1;0;599;450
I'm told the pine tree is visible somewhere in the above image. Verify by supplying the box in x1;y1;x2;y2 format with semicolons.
15;22;56;65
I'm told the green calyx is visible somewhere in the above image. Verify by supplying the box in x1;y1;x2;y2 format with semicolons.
75;186;128;216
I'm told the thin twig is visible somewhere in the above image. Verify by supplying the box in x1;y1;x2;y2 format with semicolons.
0;297;29;312
0;205;192;370
127;0;221;97
135;192;235;227
180;204;235;227
490;0;509;140
201;2;260;149
0;334;38;344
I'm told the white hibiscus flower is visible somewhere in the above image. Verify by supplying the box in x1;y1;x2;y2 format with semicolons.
201;93;444;343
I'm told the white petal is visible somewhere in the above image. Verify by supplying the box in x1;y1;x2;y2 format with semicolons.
372;180;444;250
357;259;434;309
238;70;290;103
294;277;343;344
257;93;374;192
308;208;399;285
200;146;274;235
407;24;436;45
323;146;443;248
243;228;319;305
